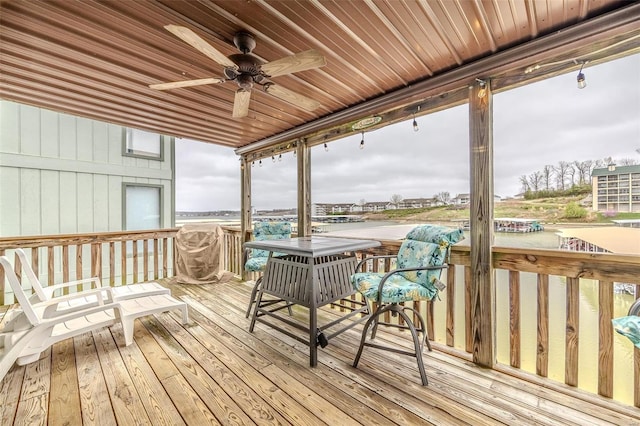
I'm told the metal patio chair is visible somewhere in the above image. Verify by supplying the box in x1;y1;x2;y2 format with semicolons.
350;224;464;385
244;221;293;317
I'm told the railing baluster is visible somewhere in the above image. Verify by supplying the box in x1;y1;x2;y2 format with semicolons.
537;273;549;377
31;247;38;294
121;240;127;286
598;280;614;398
509;270;521;368
163;238;168;278
143;239;149;282
565;277;580;387
133;240;139;283
109;242;115;287
62;245;69;294
76;244;82;292
446;265;456;347
465;266;472;353
154;238;159;280
48;246;54;286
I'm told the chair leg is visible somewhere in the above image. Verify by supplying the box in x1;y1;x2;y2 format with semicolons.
397;308;428;385
245;277;263;318
352;303;429;386
353;303;395;367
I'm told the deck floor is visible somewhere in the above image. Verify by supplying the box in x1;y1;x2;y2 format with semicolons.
1;279;638;425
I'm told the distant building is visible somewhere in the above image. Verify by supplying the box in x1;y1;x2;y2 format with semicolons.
453;193;470;205
591;164;640;213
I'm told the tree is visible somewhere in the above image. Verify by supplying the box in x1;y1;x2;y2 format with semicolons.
528;171;543;192
542;165;554;190
618;158;639;166
519;175;530;193
434;191;451;205
390;194;403;207
553;161;571;190
573;160;592;185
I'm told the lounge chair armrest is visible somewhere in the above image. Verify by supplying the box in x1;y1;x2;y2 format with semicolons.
42;277;102;298
35;287;114;318
39;301;123;325
354;255;397;273
629;298;640;316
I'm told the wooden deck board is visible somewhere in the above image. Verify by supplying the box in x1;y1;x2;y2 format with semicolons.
1;279;638;425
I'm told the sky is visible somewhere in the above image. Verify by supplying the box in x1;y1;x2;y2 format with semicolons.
176;54;640;212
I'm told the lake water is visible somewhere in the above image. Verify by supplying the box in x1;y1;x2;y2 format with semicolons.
178;216;636;404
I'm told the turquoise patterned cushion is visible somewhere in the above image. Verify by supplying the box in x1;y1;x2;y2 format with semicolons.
244;256;269;272
396;240;445;288
245;221;292;272
612;316;640;348
405;224;465;245
352;272;437;302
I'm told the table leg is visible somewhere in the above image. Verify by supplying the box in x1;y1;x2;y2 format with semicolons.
309;306;318;367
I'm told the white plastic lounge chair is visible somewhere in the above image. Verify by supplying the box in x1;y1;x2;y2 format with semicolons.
0;256;188;382
13;248;170;308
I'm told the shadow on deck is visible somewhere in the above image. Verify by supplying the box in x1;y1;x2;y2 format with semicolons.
1;279;637;425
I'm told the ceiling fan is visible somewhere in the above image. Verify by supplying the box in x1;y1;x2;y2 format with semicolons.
149;25;326;118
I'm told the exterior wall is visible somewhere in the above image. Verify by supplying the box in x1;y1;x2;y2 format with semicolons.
591;165;640;213
0;101;175;237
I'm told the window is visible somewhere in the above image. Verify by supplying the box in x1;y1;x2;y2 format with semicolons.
123;128;163;160
123;184;162;230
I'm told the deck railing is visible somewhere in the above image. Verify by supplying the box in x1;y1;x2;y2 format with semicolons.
1;227;638;408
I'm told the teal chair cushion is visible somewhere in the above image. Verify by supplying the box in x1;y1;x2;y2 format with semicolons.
352;271;438;302
245;221;292;272
612;316;640;348
405;224;465;246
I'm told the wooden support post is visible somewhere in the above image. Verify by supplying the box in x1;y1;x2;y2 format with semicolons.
240;155;252;281
469;79;495;368
297;140;312;237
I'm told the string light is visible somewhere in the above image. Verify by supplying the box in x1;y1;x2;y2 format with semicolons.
272;155;275;163
412;105;420;132
259;159;262;167
278;153;282;161
359;131;365;150
577;62;586;89
252;161;255;167
324;143;329;152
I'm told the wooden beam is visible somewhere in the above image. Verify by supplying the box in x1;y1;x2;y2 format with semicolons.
297;140;311;237
469;80;495;368
240;156;252;280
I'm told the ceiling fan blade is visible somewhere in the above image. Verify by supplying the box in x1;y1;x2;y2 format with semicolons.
164;25;238;70
232;89;251;118
263;83;320;111
261;49;326;77
149;77;225;90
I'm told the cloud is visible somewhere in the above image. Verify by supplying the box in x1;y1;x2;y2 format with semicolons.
176;54;640;211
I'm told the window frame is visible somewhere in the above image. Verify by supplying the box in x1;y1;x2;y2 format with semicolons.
122;128;164;161
122;183;164;230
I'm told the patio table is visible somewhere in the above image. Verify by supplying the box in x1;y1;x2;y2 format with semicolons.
246;236;381;366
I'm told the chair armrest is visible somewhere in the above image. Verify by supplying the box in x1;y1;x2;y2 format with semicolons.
375;264;448;304
354;255;397;273
42;277;103;299
35;287;114;319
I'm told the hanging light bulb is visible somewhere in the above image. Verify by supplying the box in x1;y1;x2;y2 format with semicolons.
252;161;255;167
359;131;365;150
324;143;329;152
259;159;262;167
577;62;586;89
272;155;275;163
278;153;282;161
412;105;420;132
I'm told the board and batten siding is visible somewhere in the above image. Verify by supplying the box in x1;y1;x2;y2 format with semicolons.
0;100;174;237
